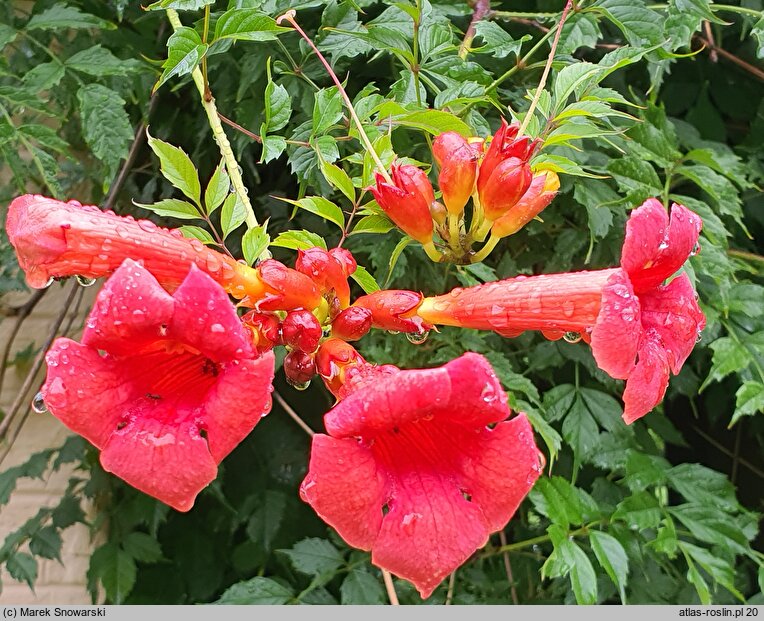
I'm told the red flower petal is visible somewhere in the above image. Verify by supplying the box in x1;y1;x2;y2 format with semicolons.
590;269;641;379
302;353;541;598
621;200;702;293
300;435;386;550
169;264;254;361
81;259;174;357
204;354;275;463
622;331;671;424
42;339;132;448
639;273;705;375
100;407;218;512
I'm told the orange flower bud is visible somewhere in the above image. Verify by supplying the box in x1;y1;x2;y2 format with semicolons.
253;259;322;312
432;132;478;216
282;309;323;353
332;306;373;342
492;171;560;238
284;350;316;387
295;247;351;308
316;338;367;397
479;158;533;222
352;290;432;334
241;311;282;353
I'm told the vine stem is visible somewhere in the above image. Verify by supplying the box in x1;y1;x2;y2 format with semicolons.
165;9;258;228
517;0;573;137
381;569;400;605
273;391;315;437
459;0;492;59
277;10;394;185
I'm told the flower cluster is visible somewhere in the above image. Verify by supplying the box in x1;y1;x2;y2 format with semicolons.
6;144;704;595
370;120;559;264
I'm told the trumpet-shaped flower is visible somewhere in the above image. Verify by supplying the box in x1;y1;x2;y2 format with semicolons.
369;164;435;245
41;260;275;511
417;200;705;423
300;352;542;598
6;195;320;311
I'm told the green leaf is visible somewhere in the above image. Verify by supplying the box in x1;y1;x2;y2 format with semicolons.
77;84;133;182
22;62;65;91
613;491;661;530
350;266;380;294
341;569;385;604
313;87;344;135
352;214;395;235
589;531;629;602
7;552;38;589
270;230;326;251
27;4;114;31
220;194;247;238
607;157;662;196
18;124;69;153
242;226;270;265
597;0;664;46
122;533;162;564
204;161;230;214
472;21;528;58
0;24;18;50
319;159;355;203
544;525;598;604
155;27;208;92
66;45;139;76
89;543;136;604
753;17;764;59
530;477;586;527
672;0;726;24
281;538;344;577
262;77;291;134
134;198;202;221
559;13;601;54
703;337;752;388
733;381;764;424
51;496;85;529
260;136;287;164
685;555;711;605
392;109;472;137
214;9;286;43
29;526;63;561
246;490;287;551
667;464;737;511
280;196;345;230
214;577;293;604
146;132;202;206
385;237;413;286
179;225;215;244
145;0;215;9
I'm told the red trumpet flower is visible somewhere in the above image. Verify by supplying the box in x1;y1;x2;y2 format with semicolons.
300;352;542;598
417;200;705;423
40;260;275;511
492;170;560;238
432;132;479;216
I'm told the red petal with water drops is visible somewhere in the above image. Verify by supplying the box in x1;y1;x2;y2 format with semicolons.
639;273;705;375
590;269;641;380
622;331;671;424
301;353;541;598
620;200;702;294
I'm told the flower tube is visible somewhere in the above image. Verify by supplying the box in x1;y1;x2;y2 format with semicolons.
417;200;705;423
40;260;275;511
6;194;321;311
301;350;542;598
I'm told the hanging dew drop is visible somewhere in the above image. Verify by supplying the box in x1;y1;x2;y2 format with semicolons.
287;378;311;391
563;331;582;344
32;392;48;414
76;275;97;287
43;276;55;288
406;330;430;345
690;241;701;256
387;330;400;336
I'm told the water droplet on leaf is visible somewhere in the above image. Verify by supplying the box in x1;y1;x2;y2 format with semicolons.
406;330;429;345
76;275;97;287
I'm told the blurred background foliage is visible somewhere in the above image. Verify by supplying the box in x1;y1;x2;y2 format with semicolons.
0;0;763;605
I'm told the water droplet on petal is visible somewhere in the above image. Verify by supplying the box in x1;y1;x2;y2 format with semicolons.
562;300;575;318
563;331;582;344
658;240;669;250
210;323;226;334
76;275;97;287
32;392;48;414
406;330;429;345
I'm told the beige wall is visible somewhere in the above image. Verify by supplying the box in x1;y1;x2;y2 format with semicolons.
0;284;98;604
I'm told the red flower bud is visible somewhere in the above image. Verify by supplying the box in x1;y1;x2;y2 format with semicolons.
295;247;351;308
432;132;478;216
479;157;533;222
332;306;373;342
241;311;282;352
352;290;432;334
328;247;357;277
315;338;366;397
492;171;560;238
370;164;434;245
282;309;323;353
284;350;316;387
477;119;538;200
253;259;322;312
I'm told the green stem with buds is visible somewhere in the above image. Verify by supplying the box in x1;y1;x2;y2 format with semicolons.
165;9;258;229
471;233;500;263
